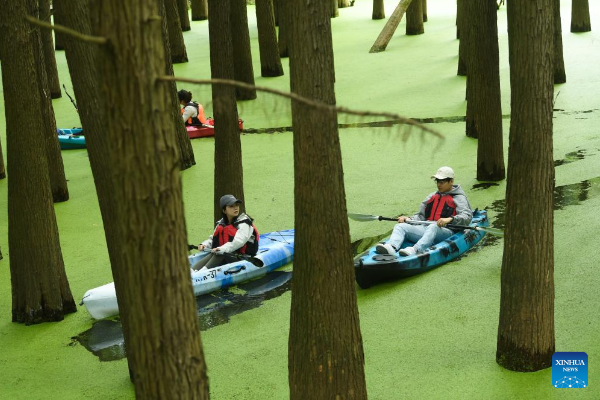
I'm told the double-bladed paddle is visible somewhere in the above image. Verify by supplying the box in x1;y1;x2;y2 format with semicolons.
187;244;264;267
347;213;504;237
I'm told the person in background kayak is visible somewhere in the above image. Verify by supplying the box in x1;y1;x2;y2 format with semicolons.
192;194;259;271
376;166;473;257
178;89;207;126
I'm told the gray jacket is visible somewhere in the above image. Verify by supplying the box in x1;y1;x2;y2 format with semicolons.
410;184;473;226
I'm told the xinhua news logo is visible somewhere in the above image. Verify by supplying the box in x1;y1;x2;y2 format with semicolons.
553;352;588;388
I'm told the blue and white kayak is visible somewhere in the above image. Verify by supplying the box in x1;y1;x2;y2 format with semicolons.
354;210;488;288
81;229;295;319
57;128;86;150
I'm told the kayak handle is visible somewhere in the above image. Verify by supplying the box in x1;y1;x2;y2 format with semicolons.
224;265;246;275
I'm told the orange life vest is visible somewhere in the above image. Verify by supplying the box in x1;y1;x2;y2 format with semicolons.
181;102;207;126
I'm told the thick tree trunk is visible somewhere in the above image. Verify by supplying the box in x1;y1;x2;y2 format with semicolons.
191;0;208;20
423;0;427;21
457;0;468;75
40;0;61;98
553;0;566;83
231;0;257;100
0;0;76;325
497;0;555;372
256;0;284;77
177;0;191;31
209;0;246;221
372;0;385;19
369;0;413;53
338;0;350;8
331;0;339;17
465;0;505;180
406;0;424;35
160;0;196;170
278;0;289;57
570;0;591;32
287;0;368;398
164;0;189;63
93;0;209;396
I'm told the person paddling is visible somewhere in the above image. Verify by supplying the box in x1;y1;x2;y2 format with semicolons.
192;195;259;271
178;89;207;126
376;166;473;257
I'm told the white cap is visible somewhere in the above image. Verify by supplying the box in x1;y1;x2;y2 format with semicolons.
431;166;455;180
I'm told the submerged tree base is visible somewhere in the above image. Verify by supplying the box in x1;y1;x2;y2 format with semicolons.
261;66;284;77
496;337;554;372
13;299;77;325
570;23;591;33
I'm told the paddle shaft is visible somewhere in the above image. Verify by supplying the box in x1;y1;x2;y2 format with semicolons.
188;244;262;266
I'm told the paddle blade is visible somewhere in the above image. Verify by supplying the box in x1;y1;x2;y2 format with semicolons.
348;213;380;222
479;227;504;237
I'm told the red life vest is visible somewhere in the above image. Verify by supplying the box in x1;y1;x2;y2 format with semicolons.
424;193;457;221
212;217;259;255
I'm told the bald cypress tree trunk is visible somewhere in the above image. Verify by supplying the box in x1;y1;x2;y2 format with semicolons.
331;0;339;18
372;0;385;19
287;0;368;397
191;0;208;20
465;0;505;181
338;0;350;8
570;0;591;32
93;0;209;396
278;0;289;57
40;0;61;98
0;0;76;325
177;0;191;31
164;0;189;63
209;0;246;221
406;0;424;35
457;0;468;75
231;0;257;100
52;7;65;50
553;0;566;83
422;0;427;21
496;0;555;372
256;0;283;77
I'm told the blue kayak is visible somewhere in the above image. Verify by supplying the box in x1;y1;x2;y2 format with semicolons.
57;128;86;150
354;210;488;288
81;229;295;319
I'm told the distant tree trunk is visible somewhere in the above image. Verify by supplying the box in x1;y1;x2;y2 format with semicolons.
0;0;76;325
331;0;339;18
466;0;505;181
160;0;196;170
369;0;413;53
372;0;385;19
338;0;350;8
570;0;591;32
457;0;468;75
52;7;65;50
553;0;566;83
0;137;6;179
273;0;279;25
423;0;427;21
456;0;460;39
256;0;284;77
164;0;189;63
231;0;257;100
406;0;424;35
278;0;289;57
209;0;246;221
191;0;208;20
177;0;191;31
40;0;61;98
93;0;210;396
287;0;368;398
497;0;555;372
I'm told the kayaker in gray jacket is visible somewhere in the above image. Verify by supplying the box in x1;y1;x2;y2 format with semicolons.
376;166;473;257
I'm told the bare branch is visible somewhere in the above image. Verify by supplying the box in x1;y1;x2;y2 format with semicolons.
157;76;443;138
25;15;107;45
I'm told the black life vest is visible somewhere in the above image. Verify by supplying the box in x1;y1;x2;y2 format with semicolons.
182;102;206;126
211;216;259;256
424;193;457;221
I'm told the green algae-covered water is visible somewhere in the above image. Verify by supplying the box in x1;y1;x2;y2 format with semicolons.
1;0;600;398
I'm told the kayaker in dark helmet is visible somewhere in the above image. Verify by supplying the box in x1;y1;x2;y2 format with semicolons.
178;89;207;126
192;194;259;271
376;166;473;257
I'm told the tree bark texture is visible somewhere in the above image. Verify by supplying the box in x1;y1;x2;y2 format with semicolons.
255;0;284;77
231;0;257;100
369;0;414;53
40;0;62;98
191;0;208;20
457;0;468;75
372;0;385;19
0;0;76;325
278;0;289;57
164;0;189;63
93;0;209;397
406;0;424;35
331;0;339;18
465;0;505;181
52;6;65;50
570;0;591;32
209;0;246;221
553;0;566;83
423;0;427;22
497;0;555;372
160;0;197;170
177;0;191;31
287;0;368;398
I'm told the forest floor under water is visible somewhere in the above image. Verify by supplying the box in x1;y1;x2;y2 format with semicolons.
1;0;600;398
